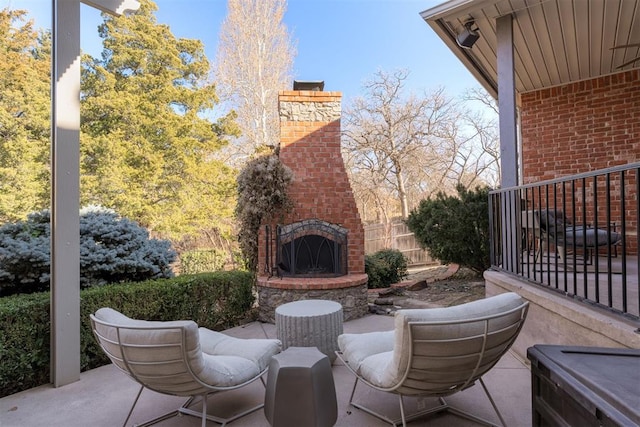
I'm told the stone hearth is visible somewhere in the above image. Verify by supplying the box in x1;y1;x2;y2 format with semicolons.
257;274;368;323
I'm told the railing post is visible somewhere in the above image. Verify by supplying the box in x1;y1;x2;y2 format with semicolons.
499;189;521;273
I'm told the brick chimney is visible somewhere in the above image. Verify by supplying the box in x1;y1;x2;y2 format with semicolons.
256;86;368;323
257;89;366;276
277;89;364;274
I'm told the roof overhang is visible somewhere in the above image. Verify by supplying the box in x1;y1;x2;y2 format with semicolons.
421;0;640;98
81;0;140;15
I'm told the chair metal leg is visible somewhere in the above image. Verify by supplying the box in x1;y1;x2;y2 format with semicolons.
398;396;448;425
123;385;144;427
348;376;358;405
178;393;265;427
201;394;207;427
121;388;186;427
347;378;401;426
337;350;506;426
347;381;506;427
398;395;407;427
129;388;265;427
133;395;187;427
349;400;400;426
134;409;181;427
401;395;502;427
480;377;507;427
534;238;544;262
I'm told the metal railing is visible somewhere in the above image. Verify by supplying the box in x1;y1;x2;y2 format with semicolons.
489;162;640;320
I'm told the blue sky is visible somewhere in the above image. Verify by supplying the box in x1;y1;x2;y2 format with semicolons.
2;0;482;102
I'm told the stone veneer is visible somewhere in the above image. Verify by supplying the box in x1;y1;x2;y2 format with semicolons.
257;89;368;322
257;274;369;323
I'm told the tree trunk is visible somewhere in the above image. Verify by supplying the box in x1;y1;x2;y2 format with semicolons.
394;162;409;218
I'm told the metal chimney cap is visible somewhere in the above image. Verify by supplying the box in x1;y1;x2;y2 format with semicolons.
293;80;325;91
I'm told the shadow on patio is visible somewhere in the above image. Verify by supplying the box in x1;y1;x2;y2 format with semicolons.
0;314;532;427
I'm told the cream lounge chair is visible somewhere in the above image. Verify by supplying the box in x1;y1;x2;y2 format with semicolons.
90;308;281;427
336;293;529;427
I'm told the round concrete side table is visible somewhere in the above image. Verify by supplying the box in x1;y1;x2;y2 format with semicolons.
275;299;343;363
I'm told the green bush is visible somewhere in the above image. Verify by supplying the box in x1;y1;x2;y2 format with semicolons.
406;185;491;274
0;206;176;296
180;249;227;274
0;270;255;398
365;249;408;289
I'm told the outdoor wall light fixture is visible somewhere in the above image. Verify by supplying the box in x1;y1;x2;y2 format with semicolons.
456;20;480;49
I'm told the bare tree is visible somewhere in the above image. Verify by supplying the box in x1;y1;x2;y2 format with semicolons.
342;70;500;223
214;0;295;162
343;150;397;225
460;88;501;187
342;69;456;219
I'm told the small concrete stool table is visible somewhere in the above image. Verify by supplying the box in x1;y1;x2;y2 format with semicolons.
275;299;343;363
264;346;337;427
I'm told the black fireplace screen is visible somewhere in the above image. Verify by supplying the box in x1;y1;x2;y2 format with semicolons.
266;219;348;277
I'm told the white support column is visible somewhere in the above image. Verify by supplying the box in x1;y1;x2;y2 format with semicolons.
50;0;139;387
496;14;521;272
51;0;81;387
497;14;518;188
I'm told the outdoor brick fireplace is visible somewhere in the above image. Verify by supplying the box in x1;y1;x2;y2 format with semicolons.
257;85;368;322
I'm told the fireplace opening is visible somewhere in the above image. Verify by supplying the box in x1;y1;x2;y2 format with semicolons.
279;234;341;276
266;219;348;278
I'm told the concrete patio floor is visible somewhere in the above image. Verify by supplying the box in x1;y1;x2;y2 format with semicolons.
0;314;532;427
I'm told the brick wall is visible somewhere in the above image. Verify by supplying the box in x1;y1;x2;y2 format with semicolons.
257;90;365;275
521;69;640;183
520;70;639;253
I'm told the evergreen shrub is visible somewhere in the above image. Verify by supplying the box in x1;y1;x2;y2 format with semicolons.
0;206;176;296
365;248;408;289
180;249;227;274
406;185;491;274
0;270;255;398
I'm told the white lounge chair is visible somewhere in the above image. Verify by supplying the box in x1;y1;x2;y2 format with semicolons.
336;292;529;427
90;308;281;427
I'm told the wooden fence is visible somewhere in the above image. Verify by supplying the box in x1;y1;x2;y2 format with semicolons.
364;220;436;266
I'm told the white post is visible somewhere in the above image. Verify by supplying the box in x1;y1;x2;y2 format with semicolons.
51;0;82;387
50;0;140;387
496;14;521;272
497;14;519;189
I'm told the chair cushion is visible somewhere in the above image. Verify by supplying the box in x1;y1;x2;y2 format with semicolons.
93;308;201;365
535;210;622;248
198;354;262;387
338;330;394;372
562;226;621;247
537;209;571;232
94;307;197;332
358;351;395;388
198;327;281;372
